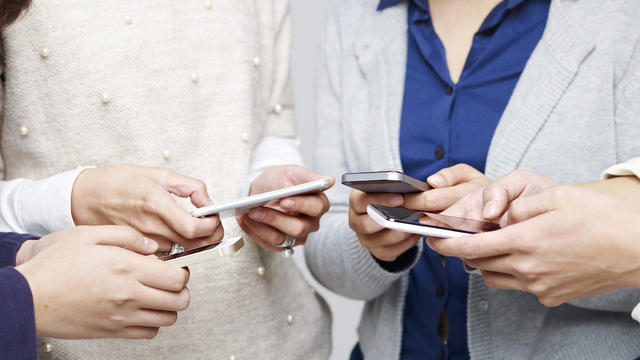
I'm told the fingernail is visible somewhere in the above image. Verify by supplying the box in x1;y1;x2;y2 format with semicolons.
389;195;404;207
144;238;158;251
281;199;294;209
428;174;445;187
250;209;266;220
483;200;499;219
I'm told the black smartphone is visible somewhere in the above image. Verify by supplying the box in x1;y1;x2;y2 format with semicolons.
341;171;430;194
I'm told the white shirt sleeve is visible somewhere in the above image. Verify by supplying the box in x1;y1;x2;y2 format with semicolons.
240;136;304;196
601;157;640;179
0;167;91;236
600;158;640;324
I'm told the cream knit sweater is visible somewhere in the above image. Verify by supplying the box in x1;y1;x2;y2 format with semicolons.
1;1;330;359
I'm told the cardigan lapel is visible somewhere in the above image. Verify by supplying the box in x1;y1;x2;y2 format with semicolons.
485;0;596;179
353;1;409;171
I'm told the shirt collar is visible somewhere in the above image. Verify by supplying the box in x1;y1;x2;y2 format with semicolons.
378;0;526;12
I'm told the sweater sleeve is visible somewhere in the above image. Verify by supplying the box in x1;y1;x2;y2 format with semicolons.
256;0;296;139
0;232;37;268
304;3;421;301
0;266;38;360
565;37;640;312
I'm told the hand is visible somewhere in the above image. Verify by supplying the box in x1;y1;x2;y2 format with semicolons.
16;226;190;339
427;185;640;307
440;169;557;222
348;189;421;262
236;165;334;252
403;164;490;213
71;165;224;252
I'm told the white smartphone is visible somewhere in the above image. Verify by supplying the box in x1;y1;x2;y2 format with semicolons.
367;204;499;238
161;236;244;267
191;179;331;218
342;171;430;194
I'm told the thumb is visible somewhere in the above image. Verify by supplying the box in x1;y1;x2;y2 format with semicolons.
427;164;484;188
158;169;213;208
290;166;336;189
93;226;159;255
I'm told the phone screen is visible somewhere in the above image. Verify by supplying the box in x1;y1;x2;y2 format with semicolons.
375;205;500;234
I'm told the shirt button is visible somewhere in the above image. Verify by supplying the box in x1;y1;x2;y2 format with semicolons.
240;132;249;142
435;283;445;298
437;349;445;360
478;300;489;312
435;146;445;160
445;85;453;95
18;125;29;137
162;150;171;160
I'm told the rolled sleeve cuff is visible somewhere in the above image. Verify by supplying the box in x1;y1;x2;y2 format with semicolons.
0;267;37;360
601;158;640;179
0;233;38;268
633;303;640;323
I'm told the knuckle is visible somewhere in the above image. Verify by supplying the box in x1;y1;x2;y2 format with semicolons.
107;313;127;328
290;221;308;238
525;281;547;296
111;291;135;307
460;244;478;259
180;221;199;239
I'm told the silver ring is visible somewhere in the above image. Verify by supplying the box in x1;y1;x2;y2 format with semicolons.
279;235;296;257
169;243;185;255
277;235;296;248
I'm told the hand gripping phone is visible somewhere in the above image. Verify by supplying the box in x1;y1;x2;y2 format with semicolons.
161;236;244;267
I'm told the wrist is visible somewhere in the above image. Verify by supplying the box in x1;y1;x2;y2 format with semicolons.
70;167;96;225
15;239;36;267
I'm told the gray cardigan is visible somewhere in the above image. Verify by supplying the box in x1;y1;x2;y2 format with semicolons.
306;0;640;359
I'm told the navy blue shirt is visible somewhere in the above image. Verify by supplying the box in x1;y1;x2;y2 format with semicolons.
351;1;549;359
0;232;38;360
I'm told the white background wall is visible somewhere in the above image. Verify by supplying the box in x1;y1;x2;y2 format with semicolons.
290;1;365;359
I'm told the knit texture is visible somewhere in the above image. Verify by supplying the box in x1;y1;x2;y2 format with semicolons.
307;0;640;359
0;1;330;359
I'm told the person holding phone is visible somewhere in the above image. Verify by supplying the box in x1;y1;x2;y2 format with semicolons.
426;158;640;314
306;0;640;359
1;226;190;359
0;1;332;358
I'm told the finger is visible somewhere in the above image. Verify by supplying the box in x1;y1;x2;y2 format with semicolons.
279;193;331;218
404;182;482;212
426;227;521;259
350;190;404;214
427;164;485;188
157;169;213;208
360;229;419;248
349;208;385;235
154;193;220;239
114;326;160;340
481;270;522;291
127;309;179;328
248;207;316;240
137;287;190;313
482;170;533;219
501;191;555;227
92;226;158;255
237;215;282;252
240;216;287;247
464;255;514;274
134;257;190;292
